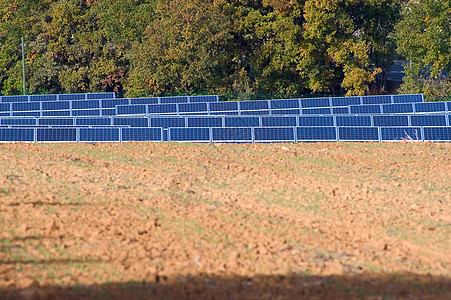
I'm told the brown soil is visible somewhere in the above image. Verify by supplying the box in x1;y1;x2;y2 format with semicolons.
0;142;450;299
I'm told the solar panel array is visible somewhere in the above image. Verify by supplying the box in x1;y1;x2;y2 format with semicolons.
0;93;450;142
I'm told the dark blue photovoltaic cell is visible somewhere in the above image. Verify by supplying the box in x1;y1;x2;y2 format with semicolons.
335;116;372;127
12;111;40;117
410;115;446;126
254;127;294;142
101;109;116;116
261;116;297;127
59;94;86;101
447;102;451;111
448;115;451;125
148;104;177;114
187;117;222;128
415;102;446;113
12;102;40;112
332;107;349;114
86;93;115;100
380;127;422;141
349;104;381;114
338;127;379;141
392;94;423;103
72;109;101;116
130;98;159;105
170;128;210;142
37;128;77;142
160;96;188;104
296;127;336;141
301;98;330;108
38;118;74;126
298;116;334;127
0;112;10;117
150;117;185;128
373;115;409;127
79;128;120;142
189;95;218;103
302;108;331;115
117;105;147;115
71;100;100;109
76;117;111;126
0;128;34;142
239;100;269;111
42;101;70;111
270;99;299;109
0;96;28;102
241;110;270;116
42;110;71;117
271;109;301;115
423;127;451;141
210;111;239;116
113;117;149;127
209;102;239;112
212;128;252;142
122;128;162;142
1;118;36;125
331;97;361;107
224;117;259;127
101;99;130;108
0;103;10;112
179;103;208;113
361;95;391;105
29;95;58;101
382;103;414;114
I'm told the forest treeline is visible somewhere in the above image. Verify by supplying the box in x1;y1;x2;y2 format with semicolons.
0;0;450;99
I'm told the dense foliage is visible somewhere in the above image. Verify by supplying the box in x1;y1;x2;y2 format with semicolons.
0;0;449;98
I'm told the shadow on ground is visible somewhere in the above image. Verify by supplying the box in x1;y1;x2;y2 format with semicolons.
1;272;449;300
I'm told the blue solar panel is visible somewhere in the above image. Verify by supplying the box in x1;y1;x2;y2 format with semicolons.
448;114;451;126
1;118;36;126
36;128;77;142
271;109;301;115
212;128;252;142
12;111;40;117
72;109;101;116
415;102;446;113
241;110;270;115
447;102;451;111
42;101;70;111
296;127;337;141
331;97;361;107
42;110;71;117
373;115;409;127
187;117;222;127
72;100;100;109
392;94;423;103
338;127;379;141
211;111;240;116
130;98;159;105
29;95;58;101
113;117;149;127
302;108;331;115
382;103;414;114
298;116;334;127
12;102;40;111
380;127;422;141
301;98;330;108
0;103;10;112
224;117;259;127
179;103;208;113
79;128;120;142
0;96;28;102
423;127;451;141
254;127;295;142
122;128;162;142
170;128;210;142
410;115;447;126
332;107;349;114
39;118;74;126
239;100;269;111
209;102;239;112
76;117;111;126
335;116;372;127
349;104;381;114
148;104;177;114
189;95;218;103
270;99;299;109
160;96;188;104
101;99;130;108
86;93;115;100
0;112;10;117
261;116;297;127
0;128;35;142
361;95;391;105
117;105;147;115
59;94;86;101
150;117;185;128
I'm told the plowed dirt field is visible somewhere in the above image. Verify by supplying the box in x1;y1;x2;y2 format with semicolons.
0;142;450;299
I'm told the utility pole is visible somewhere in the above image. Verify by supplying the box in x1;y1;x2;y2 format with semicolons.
21;37;26;95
